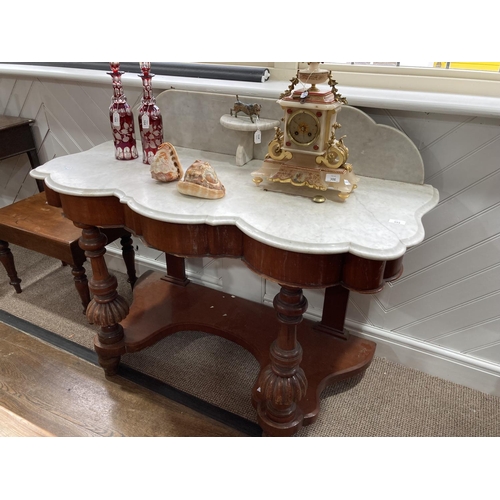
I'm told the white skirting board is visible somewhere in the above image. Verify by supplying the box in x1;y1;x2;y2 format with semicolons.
104;248;500;398
343;321;500;397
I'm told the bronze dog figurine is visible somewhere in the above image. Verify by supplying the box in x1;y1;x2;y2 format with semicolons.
230;95;261;123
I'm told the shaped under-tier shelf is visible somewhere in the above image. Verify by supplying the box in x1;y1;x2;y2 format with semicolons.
220;114;280;166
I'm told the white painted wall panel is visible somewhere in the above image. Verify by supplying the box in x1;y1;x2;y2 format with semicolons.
55;83;110;147
66;83;113;140
20;82;49;151
383;266;500;333
349;293;385;328
0;157;21;205
0;157;16;189
421;117;500;180
403;204;500;276
4;79;33;117
346;296;371;325
74;84;115;122
18;81;42;121
380;236;500;308
434;318;500;353
396;292;500;339
468;343;500;366
414;181;499;242
430;138;500;202
38;81;94;152
43;130;71;161
42;109;76;156
3;157;37;203
0;77;16;114
13;164;38;200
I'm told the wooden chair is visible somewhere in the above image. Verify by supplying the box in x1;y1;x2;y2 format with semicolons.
0;192;137;313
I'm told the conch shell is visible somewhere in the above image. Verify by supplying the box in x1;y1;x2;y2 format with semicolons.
150;143;183;182
177;160;225;199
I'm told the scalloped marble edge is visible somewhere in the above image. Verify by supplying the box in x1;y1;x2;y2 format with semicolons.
31;144;439;261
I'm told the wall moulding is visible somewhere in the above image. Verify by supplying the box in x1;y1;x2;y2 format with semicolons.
1;64;500;119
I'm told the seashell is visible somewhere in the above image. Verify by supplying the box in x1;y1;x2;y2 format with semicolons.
150;142;183;182
177;160;225;199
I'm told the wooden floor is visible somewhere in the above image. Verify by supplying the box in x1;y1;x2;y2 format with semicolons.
0;322;245;437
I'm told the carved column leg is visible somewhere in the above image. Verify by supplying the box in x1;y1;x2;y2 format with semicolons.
256;286;308;437
76;223;129;376
70;261;91;314
120;231;137;289
0;240;22;293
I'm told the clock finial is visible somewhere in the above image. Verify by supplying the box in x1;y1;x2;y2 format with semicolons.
298;62;329;91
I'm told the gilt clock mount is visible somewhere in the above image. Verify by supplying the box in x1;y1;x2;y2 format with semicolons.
251;62;358;201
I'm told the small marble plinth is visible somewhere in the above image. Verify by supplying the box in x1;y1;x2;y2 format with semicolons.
220;114;280;166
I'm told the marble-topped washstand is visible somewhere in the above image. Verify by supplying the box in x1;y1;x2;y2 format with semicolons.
30;109;439;436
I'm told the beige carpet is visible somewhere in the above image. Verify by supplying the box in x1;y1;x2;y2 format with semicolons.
1;244;499;437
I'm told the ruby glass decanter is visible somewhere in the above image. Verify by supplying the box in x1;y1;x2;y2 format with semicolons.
108;62;139;160
138;62;164;164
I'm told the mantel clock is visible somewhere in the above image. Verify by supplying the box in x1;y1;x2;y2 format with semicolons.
251;62;358;201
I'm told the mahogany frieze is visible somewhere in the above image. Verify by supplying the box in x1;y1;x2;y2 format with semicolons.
48;187;402;293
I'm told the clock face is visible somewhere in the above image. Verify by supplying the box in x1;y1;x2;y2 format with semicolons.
287;110;320;146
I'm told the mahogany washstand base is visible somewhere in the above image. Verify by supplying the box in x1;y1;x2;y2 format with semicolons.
95;270;376;437
42;187;409;438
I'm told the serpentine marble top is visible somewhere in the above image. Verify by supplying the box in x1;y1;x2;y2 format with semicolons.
31;141;439;260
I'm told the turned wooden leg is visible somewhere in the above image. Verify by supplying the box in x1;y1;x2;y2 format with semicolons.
76;223;129;376
120;231;137;289
0;240;22;293
256;286;308;437
70;261;90;314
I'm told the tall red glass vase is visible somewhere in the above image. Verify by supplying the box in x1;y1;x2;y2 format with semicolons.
138;62;164;164
108;62;138;160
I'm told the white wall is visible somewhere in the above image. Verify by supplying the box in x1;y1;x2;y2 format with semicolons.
1;67;499;396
